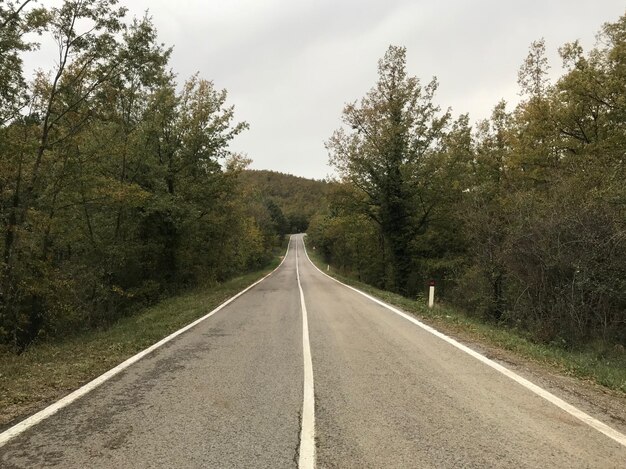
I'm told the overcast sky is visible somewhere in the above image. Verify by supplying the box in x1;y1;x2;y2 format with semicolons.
27;1;626;179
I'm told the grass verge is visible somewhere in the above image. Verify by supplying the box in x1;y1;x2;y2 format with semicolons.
305;241;626;396
0;254;283;429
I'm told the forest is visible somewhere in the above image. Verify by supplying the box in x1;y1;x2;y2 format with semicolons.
308;14;626;348
0;0;322;352
2;0;624;355
240;170;328;234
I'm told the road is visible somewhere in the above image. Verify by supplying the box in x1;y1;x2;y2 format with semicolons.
1;234;626;468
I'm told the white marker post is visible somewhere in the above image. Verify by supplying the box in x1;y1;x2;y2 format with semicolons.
428;280;435;308
327;264;330;272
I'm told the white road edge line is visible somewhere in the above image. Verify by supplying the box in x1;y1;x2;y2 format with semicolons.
0;241;293;448
296;236;316;469
301;237;626;449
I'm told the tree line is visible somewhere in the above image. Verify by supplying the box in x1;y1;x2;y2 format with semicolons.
0;0;285;352
239;170;328;235
308;13;626;347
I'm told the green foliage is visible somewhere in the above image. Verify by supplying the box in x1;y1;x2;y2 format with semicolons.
238;169;328;233
325;45;463;294
0;0;49;124
308;186;383;284
0;1;282;352
315;13;626;348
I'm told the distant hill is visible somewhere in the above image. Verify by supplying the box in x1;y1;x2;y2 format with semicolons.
239;170;328;232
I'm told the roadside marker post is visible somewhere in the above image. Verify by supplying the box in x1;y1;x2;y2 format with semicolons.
428;280;435;308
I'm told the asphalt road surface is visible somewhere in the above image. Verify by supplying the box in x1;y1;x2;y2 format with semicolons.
1;234;625;468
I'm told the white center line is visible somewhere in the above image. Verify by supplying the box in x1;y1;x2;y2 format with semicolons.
296;236;316;468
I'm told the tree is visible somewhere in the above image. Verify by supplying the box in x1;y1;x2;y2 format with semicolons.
326;45;450;293
0;0;48;124
517;38;550;99
313;13;626;347
0;1;266;351
458;101;512;320
1;0;128;349
237;169;328;234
